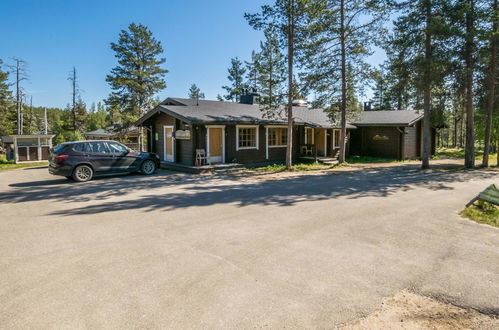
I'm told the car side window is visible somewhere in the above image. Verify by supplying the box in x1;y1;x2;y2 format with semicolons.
73;143;85;152
107;142;128;154
86;142;109;154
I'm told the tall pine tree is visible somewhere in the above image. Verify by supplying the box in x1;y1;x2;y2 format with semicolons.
188;84;205;100
222;57;247;102
256;25;287;117
299;0;393;163
246;0;309;169
0;59;15;136
106;23;167;126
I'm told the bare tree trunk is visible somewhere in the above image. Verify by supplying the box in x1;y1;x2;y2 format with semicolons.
285;0;295;170
71;67;77;132
482;0;497;167
16;61;21;135
464;0;475;168
453;108;458;147
338;0;347;164
421;2;432;169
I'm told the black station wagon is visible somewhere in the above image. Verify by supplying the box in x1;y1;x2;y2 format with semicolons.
49;140;160;182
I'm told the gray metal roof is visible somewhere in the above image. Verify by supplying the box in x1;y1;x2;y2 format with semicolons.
84;128;114;137
351;110;423;126
85;125;139;137
138;97;354;128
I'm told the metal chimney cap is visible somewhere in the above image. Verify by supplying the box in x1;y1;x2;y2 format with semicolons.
292;100;307;107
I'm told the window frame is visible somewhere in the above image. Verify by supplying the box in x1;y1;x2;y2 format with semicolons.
304;127;315;145
266;126;288;148
236;125;259;151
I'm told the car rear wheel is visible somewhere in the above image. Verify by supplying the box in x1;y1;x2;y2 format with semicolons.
72;165;93;182
141;160;156;175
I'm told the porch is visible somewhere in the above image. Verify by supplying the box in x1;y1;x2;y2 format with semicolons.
160;161;244;174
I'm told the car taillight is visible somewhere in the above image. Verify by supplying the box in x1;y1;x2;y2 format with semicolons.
55;154;69;162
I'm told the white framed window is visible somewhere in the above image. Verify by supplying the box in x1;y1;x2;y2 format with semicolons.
236;125;259;150
305;127;315;144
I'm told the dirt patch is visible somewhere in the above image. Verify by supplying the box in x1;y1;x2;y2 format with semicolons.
339;291;498;330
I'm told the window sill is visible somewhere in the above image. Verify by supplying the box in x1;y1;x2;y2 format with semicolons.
268;145;287;148
237;147;258;151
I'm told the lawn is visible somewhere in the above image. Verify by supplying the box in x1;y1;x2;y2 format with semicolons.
0;154;48;172
434;147;498;165
460;201;499;228
250;162;334;173
346;156;401;164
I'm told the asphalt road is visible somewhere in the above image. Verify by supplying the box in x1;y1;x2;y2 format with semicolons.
0;164;498;329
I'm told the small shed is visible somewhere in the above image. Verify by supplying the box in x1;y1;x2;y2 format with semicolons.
84;125;140;150
1;134;55;163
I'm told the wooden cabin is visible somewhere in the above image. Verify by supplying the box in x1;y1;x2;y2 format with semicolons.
135;93;434;168
135;95;353;167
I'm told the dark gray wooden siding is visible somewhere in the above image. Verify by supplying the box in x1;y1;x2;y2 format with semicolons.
404;126;418;159
361;127;401;159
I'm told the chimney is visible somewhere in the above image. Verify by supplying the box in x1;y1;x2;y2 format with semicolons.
239;88;260;105
364;101;373;111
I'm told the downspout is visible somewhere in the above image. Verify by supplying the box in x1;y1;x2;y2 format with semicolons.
397;127;405;161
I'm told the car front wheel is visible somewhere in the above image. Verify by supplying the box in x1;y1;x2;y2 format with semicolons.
72;165;94;182
141;160;156;175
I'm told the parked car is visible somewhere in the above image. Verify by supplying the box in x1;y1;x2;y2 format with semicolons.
49;140;160;182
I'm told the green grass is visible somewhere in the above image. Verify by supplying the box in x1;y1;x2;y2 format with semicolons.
434;147;498;165
346;156;400;164
0;154;47;172
460;201;499;227
251;162;334;173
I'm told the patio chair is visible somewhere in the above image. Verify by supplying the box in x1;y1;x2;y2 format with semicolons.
195;149;208;166
301;145;313;156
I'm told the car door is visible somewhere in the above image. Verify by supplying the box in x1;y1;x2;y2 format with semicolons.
84;141;114;173
106;142;139;172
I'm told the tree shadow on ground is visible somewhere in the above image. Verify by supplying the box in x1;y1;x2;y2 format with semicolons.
1;163;494;216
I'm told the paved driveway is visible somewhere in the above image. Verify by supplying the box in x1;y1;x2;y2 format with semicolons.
0;165;498;329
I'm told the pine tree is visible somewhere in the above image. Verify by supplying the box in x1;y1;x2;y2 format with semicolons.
106;23;167;125
385;0;452;169
246;0;309;169
0;59;15;136
245;51;261;90
482;0;497;167
256;25;287;117
371;68;391;110
188;84;205;100
299;0;393;163
222;57;247;102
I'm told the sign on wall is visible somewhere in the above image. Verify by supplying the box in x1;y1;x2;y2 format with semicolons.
373;134;389;141
175;130;191;140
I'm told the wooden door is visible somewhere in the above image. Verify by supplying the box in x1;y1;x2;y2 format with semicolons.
209;128;223;163
317;129;326;156
333;129;341;148
164;126;174;162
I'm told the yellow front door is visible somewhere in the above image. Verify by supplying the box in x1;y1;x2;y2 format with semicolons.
317;129;327;156
209;128;223;163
